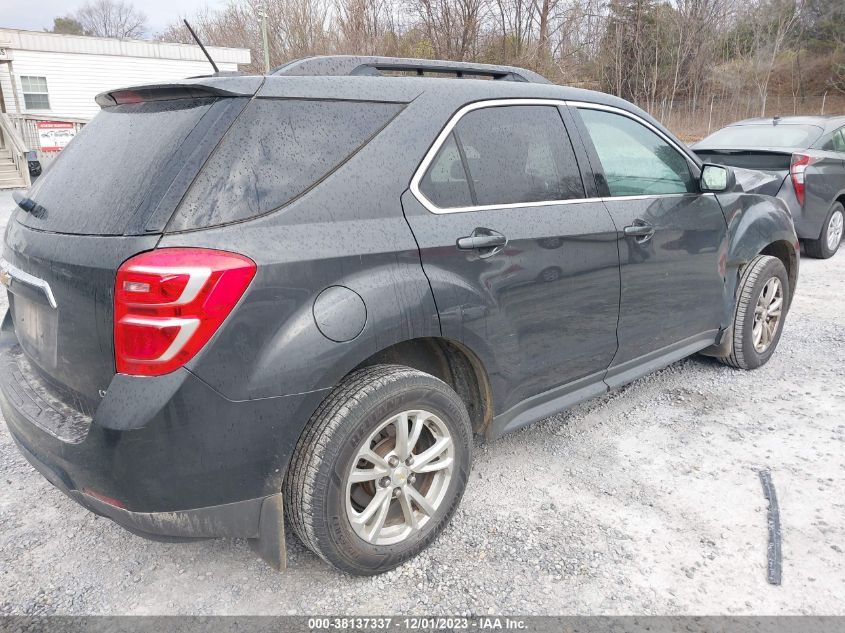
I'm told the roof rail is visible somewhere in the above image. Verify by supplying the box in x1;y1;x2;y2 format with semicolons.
272;56;551;84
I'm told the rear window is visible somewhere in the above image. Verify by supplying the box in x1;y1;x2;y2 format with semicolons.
19;99;217;235
699;124;822;149
167;99;403;231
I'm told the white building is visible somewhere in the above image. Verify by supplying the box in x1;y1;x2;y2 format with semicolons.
0;28;250;187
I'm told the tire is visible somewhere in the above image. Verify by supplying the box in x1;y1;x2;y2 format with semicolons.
284;364;472;575
718;255;789;370
804;202;844;259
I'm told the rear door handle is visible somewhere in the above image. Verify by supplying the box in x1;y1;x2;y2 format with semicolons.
623;221;655;241
457;228;507;256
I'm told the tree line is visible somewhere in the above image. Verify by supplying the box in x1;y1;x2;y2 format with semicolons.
49;0;845;137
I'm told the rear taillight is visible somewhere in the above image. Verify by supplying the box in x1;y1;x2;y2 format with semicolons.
790;153;816;207
114;248;256;376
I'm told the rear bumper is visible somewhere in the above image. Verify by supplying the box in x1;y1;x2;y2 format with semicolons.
9;431;267;540
0;322;327;542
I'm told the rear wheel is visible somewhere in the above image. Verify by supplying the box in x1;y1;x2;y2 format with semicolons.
284;365;472;575
804;202;843;259
718;255;789;370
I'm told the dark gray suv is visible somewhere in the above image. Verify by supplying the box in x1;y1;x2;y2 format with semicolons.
0;56;799;575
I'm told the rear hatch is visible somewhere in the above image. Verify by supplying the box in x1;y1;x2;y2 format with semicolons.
2;81;256;414
693;122;823;197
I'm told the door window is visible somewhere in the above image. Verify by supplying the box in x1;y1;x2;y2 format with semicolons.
419;105;584;209
579;108;694;197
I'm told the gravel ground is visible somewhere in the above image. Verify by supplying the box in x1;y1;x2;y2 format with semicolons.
0;190;843;615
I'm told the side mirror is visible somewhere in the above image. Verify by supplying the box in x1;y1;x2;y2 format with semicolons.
700;164;735;193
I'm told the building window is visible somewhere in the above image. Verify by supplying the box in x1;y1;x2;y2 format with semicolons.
21;76;50;110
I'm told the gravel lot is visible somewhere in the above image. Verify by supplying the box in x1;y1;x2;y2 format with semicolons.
0;190;843;615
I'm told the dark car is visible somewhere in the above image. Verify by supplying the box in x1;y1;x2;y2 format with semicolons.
694;115;845;258
0;56;799;576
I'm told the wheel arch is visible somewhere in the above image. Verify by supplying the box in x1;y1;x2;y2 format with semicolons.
721;192;799;303
703;192;799;358
352;337;494;435
759;239;798;305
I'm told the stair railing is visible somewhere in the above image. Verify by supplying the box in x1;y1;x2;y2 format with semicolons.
0;112;32;188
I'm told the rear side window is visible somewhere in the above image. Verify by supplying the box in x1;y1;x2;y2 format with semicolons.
19;98;216;235
418;105;584;209
168;99;403;230
821;128;845;152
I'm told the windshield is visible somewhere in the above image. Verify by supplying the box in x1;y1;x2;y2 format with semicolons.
698;124;822;149
18;98;218;235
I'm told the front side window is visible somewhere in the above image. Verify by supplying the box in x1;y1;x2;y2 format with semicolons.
21;76;50;110
579;108;694;197
419;104;584;209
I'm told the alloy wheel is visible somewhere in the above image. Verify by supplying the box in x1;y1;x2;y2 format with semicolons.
752;277;783;353
345;409;454;545
827;210;844;252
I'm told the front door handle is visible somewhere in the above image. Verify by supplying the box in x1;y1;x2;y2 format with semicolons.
623;220;655;242
457;228;507;256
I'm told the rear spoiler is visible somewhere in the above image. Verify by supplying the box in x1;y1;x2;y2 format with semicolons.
95;76;263;108
692;147;798;156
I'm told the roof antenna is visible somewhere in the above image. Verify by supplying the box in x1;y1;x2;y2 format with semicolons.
183;19;219;74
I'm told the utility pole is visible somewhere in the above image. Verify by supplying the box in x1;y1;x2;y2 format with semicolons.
258;5;270;74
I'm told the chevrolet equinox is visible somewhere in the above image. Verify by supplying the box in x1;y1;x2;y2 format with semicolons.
0;56;799;575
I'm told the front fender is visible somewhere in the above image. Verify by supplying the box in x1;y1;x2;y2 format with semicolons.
715;190;799;326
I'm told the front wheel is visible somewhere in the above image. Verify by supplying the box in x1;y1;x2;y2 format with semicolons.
718;255;790;370
804;202;843;259
284;365;472;575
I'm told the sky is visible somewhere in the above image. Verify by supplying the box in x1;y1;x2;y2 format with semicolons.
2;0;229;37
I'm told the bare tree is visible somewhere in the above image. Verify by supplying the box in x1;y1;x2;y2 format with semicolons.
75;0;147;38
156;0;843;140
409;0;486;60
742;0;800;116
335;0;392;54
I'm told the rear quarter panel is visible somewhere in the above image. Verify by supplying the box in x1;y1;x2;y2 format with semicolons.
156;94;448;402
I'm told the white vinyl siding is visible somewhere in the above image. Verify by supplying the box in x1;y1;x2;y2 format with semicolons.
1;50;242;119
0;29;250;120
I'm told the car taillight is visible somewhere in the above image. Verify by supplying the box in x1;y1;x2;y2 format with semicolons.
115;248;256;376
790;153;816;207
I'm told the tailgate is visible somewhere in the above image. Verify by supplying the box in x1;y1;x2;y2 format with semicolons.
1;88;251;413
2;221;158;410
